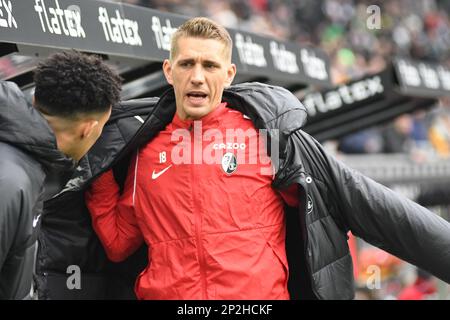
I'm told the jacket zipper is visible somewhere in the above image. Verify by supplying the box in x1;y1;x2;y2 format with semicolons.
191;124;208;299
298;178;320;299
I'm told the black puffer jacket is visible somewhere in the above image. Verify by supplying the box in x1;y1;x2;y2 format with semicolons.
37;83;450;300
0;81;74;299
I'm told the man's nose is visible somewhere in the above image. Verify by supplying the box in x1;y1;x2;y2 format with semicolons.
190;65;205;85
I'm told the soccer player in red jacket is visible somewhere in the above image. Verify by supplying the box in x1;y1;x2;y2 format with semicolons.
86;17;298;299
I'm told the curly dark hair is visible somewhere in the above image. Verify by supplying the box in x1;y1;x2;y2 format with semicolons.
33;50;122;118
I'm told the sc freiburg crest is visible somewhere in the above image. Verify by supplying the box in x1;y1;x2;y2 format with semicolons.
222;152;237;174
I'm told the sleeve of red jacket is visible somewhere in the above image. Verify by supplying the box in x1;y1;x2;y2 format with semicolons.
85;156;143;262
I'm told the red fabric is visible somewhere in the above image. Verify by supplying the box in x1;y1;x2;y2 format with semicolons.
279;184;299;207
397;278;437;300
85;168;143;263
347;232;359;279
86;103;298;300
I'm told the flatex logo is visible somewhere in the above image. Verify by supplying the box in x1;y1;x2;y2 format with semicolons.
235;33;267;68
34;0;85;38
98;7;142;46
397;59;450;90
397;59;421;87
152;16;177;51
438;66;450;91
0;0;17;29
302;75;383;117
270;41;299;74
300;49;328;81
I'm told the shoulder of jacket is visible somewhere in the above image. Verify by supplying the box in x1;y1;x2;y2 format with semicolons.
0;80;21;94
286;130;330;170
0;143;44;188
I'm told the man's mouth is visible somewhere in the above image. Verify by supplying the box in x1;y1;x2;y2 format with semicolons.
186;91;208;104
187;91;208;98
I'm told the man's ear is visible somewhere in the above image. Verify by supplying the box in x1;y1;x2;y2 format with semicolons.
163;59;173;85
80;119;99;140
225;63;236;87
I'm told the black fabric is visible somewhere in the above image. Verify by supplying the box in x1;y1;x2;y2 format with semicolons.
275;129;450;299
417;182;450;207
0;81;74;299
285;206;317;300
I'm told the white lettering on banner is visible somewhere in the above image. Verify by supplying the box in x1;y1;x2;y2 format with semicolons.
300;49;328;80
397;59;450;91
270;41;299;74
235;33;267;67
438;66;450;91
34;0;85;38
0;0;17;29
98;7;142;46
397;60;421;87
151;16;177;51
419;63;439;89
303;76;383;117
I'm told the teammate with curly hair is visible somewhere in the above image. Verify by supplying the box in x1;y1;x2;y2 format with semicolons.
33;50;122;161
0;50;121;299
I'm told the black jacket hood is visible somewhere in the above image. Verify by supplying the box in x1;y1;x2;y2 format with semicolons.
224;82;307;134
0;81;75;173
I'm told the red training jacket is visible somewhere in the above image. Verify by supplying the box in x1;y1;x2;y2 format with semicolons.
85;102;298;299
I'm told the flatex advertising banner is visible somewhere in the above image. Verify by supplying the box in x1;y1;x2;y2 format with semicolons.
300;70;389;124
230;30;330;86
300;66;437;141
394;58;450;97
0;0;185;60
0;0;331;87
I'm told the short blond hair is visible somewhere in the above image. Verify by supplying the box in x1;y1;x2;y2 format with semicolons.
170;17;233;61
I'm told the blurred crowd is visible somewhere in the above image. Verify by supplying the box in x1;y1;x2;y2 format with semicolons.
120;0;450;82
337;97;450;160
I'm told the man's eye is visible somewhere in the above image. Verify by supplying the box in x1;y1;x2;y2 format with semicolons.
180;62;193;67
205;64;217;69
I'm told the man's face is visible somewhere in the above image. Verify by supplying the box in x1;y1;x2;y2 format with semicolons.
35;98;112;162
66;107;112;162
78;107;112;158
163;37;236;120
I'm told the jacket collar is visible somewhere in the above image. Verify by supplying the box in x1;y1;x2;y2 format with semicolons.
119;82;308;178
223;82;307;135
171;102;228;130
152;82;307;137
